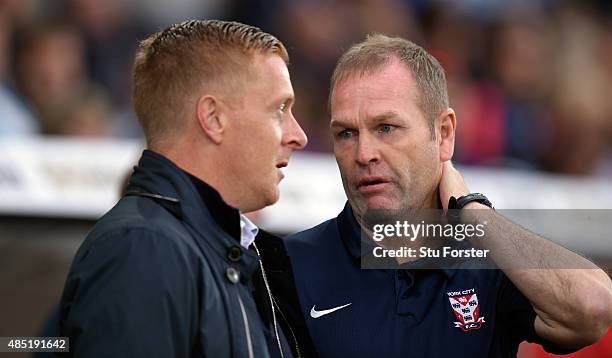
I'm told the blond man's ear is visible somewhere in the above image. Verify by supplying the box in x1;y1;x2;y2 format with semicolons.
196;95;225;145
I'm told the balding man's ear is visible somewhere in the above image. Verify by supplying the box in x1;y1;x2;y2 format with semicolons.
196;95;225;144
438;108;456;162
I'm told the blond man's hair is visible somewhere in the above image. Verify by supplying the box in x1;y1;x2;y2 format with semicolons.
330;34;448;137
133;20;289;147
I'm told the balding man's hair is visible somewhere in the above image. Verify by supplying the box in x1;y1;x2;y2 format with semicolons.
330;34;448;136
133;20;289;147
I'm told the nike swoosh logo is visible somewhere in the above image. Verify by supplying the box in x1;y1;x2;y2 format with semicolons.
310;303;352;318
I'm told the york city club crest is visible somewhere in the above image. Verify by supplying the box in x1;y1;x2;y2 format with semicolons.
446;288;485;332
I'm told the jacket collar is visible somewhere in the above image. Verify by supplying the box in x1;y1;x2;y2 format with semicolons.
183;170;241;241
125;150;260;280
336;201;456;279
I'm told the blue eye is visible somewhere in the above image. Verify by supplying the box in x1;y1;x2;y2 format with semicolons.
379;124;394;133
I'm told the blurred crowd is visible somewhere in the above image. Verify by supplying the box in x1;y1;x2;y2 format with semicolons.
1;0;612;175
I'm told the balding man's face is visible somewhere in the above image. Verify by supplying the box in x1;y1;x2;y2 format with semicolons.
331;60;443;223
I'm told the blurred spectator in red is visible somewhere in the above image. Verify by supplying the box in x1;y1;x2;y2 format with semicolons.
421;3;507;166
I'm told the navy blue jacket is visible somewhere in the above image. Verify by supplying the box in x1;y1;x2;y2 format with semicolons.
59;150;292;357
284;203;568;358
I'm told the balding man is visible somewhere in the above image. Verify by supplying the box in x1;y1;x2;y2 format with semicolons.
278;34;612;357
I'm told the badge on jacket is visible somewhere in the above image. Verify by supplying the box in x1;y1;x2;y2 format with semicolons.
447;288;486;332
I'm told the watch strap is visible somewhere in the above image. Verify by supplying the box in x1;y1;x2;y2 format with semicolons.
449;193;494;210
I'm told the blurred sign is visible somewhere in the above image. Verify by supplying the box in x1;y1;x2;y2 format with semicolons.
0;137;142;218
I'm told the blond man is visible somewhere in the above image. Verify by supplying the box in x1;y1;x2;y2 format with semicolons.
59;20;307;357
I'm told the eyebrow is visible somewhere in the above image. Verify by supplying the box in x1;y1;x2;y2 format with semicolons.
330;119;346;128
330;110;401;128
370;111;401;123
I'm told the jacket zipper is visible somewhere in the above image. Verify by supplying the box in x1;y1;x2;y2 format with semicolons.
254;243;300;358
237;295;255;358
273;300;301;358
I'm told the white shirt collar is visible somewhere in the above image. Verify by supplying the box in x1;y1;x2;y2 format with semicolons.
239;214;259;249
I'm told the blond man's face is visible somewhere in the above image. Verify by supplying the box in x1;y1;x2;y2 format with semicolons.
220;54;308;212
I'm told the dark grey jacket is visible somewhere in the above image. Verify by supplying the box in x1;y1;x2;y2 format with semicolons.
59;150;289;357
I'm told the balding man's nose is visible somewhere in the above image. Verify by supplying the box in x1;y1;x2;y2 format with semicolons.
355;133;379;165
